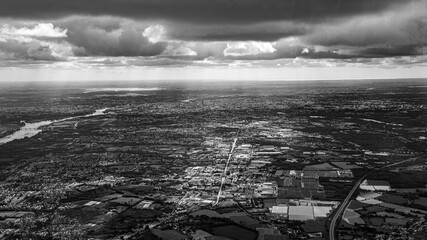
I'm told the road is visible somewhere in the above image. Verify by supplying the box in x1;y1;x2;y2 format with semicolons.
214;137;238;205
380;156;420;169
328;172;370;240
328;156;420;239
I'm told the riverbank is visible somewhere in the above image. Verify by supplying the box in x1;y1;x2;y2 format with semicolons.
0;128;20;139
0;108;108;145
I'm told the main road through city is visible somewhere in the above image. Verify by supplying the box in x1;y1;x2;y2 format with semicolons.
214;136;238;205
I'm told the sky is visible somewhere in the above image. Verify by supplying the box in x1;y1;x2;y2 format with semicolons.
0;0;426;81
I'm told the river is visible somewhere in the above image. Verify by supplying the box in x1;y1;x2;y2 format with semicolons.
0;108;108;145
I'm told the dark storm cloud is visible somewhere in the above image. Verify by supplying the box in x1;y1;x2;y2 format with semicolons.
60;18;166;56
0;0;411;24
359;45;423;57
302;2;427;48
166;22;309;42
222;47;350;61
173;31;296;42
223;46;424;61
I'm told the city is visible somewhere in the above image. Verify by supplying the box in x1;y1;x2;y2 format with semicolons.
0;79;426;239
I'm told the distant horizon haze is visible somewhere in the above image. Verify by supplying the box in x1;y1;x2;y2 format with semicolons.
0;66;426;83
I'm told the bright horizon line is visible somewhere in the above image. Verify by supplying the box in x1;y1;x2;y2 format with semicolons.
1;65;427;82
0;77;426;84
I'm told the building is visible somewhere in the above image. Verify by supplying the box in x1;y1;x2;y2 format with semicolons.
360;180;391;191
313;206;332;218
288;206;314;221
356;192;382;201
271;205;288;216
259;182;278;197
342;209;365;225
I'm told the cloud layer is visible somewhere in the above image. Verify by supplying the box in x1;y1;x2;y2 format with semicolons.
0;0;426;69
0;0;412;24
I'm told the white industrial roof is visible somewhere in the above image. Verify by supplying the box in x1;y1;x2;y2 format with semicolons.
288;206;314;220
313;206;332;218
271;206;288;214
